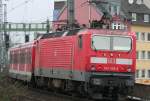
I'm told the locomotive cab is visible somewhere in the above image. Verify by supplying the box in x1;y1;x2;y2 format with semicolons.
81;29;136;99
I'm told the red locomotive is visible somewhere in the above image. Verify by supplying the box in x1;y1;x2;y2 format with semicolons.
9;29;136;100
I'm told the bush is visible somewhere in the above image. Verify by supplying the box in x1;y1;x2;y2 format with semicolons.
0;73;26;101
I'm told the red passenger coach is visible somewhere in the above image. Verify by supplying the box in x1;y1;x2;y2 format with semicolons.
9;29;136;100
9;42;36;81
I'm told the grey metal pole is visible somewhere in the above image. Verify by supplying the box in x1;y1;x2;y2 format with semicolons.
0;0;4;71
67;0;75;29
4;3;8;70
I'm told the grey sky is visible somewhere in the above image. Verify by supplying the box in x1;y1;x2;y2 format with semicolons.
7;0;54;23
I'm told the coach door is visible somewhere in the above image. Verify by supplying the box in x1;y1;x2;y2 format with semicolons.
70;42;74;79
74;35;85;81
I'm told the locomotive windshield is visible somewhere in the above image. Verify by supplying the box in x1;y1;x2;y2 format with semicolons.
92;35;132;51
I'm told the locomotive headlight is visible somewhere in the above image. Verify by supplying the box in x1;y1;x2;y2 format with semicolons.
127;67;131;72
93;78;102;85
91;66;96;71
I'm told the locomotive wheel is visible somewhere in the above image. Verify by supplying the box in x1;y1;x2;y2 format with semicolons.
35;77;45;88
47;79;53;89
30;75;37;88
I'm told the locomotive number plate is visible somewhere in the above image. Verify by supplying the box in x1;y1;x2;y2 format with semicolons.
107;58;116;64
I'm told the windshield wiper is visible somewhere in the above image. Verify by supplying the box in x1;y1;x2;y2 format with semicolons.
92;40;97;51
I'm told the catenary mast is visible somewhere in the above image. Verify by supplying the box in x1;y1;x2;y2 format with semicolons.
0;0;4;70
0;0;7;71
67;0;75;29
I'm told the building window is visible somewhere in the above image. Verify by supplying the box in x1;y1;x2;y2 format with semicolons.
148;70;150;78
141;70;145;78
112;23;117;29
136;0;143;4
144;14;149;22
148;51;150;59
136;32;139;40
147;33;150;41
110;5;114;16
141;51;145;59
141;32;145;41
110;5;120;16
112;23;124;30
136;70;139;78
136;51;139;59
132;13;137;21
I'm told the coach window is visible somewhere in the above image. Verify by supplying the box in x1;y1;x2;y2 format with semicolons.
21;52;24;64
12;53;14;64
26;52;28;64
27;50;31;64
13;53;15;63
17;52;20;64
10;53;12;64
16;54;18;64
27;51;29;64
23;52;25;64
20;52;22;64
9;53;11;64
78;35;82;49
14;53;17;64
28;51;31;64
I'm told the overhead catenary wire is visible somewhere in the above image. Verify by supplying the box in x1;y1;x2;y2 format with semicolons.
8;0;33;14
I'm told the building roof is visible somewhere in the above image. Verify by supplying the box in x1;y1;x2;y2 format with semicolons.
54;1;66;9
121;0;150;14
93;0;126;19
93;0;150;19
121;0;150;25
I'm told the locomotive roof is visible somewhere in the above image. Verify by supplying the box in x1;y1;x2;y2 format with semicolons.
9;28;134;51
85;29;134;36
9;41;36;51
41;29;80;39
41;28;134;39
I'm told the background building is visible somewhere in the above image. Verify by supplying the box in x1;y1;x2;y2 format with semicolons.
53;0;66;21
53;0;128;30
128;0;150;85
53;0;150;85
122;0;150;85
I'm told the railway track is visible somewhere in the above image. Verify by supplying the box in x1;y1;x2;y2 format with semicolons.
22;87;140;101
25;87;150;101
20;87;94;101
126;84;150;101
10;81;149;101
